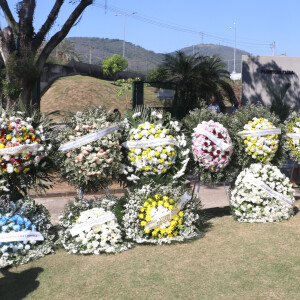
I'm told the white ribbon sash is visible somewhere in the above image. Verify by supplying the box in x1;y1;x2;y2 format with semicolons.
59;125;119;151
0;143;42;156
122;137;179;149
145;192;192;231
286;133;300;139
243;174;293;206
70;212;116;237
0;231;44;242
195;127;232;151
237;128;281;138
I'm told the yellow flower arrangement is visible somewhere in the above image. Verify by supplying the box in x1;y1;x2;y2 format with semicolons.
139;193;184;238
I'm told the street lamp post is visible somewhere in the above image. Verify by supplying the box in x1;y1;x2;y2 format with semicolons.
114;12;136;58
229;22;237;73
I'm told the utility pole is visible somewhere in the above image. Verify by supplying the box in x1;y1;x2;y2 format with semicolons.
114;12;137;58
89;46;92;64
272;41;275;56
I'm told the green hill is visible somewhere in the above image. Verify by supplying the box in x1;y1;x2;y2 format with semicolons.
66;37;249;74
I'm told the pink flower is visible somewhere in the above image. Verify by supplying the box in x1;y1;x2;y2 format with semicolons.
66;153;71;158
82;150;89;156
107;158;114;164
101;124;106;129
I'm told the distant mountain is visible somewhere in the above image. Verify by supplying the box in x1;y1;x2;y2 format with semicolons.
67;37;165;73
173;44;250;73
66;37;250;74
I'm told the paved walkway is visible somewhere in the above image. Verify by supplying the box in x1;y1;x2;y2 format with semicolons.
33;184;233;225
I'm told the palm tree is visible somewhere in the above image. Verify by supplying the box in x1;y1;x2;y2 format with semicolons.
50;39;81;63
161;51;236;117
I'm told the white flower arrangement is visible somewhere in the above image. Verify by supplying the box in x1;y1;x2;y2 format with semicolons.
239;117;279;163
122;183;204;244
121;107;189;184
230;163;295;223
58;196;132;254
56;106;123;193
0;197;54;268
284;111;300;163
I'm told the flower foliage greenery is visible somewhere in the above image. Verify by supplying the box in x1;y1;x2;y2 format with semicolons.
230;163;295;222
55;106;123;193
0;197;54;268
283;111;300;163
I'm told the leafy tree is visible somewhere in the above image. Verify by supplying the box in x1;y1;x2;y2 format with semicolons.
161;51;236;118
146;67;168;82
102;54;128;82
267;82;291;122
0;0;93;108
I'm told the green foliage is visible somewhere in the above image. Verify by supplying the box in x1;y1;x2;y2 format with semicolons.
160;51;236;118
49;39;82;64
115;77;140;97
146;67;168;82
102;55;128;81
266;82;291;122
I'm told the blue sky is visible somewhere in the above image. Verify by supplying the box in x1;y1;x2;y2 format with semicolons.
1;0;299;56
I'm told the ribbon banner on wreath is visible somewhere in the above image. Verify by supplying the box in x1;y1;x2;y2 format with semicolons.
122;137;179;149
145;192;192;231
0;231;44;243
243;174;293;206
196;126;233;151
237;128;281;138
0;143;43;156
286;133;300;140
59;125;120;151
70;212;116;237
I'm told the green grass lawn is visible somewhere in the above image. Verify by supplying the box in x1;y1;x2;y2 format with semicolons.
1;201;300;300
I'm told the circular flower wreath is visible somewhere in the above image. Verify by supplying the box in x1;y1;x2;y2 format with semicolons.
284;111;300;163
0;110;53;197
0;197;54;268
122;183;204;244
239;117;279;163
56;106;123;193
121;107;189;184
230;163;295;223
228;103;285;172
192;121;233;172
58;196;132;254
182;108;235;184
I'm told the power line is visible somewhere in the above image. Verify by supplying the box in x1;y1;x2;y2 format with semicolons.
94;1;272;49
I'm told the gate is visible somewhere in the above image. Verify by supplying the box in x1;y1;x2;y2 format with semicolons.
132;81;178;117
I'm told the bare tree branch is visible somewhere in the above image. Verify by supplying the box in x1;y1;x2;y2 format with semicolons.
0;0;18;33
0;27;16;63
33;0;64;50
36;0;93;72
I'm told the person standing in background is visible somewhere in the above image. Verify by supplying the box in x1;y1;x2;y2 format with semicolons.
208;97;220;113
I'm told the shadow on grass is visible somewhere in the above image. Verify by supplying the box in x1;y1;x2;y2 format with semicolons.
0;267;43;300
204;206;231;220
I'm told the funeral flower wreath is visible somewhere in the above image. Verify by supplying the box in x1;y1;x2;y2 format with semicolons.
56;106;123;193
58;196;132;254
284;111;300;163
122;183;204;244
230;163;295;223
0;109;54;196
0;197;54;268
228;103;285;172
121;107;189;184
182;108;235;184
